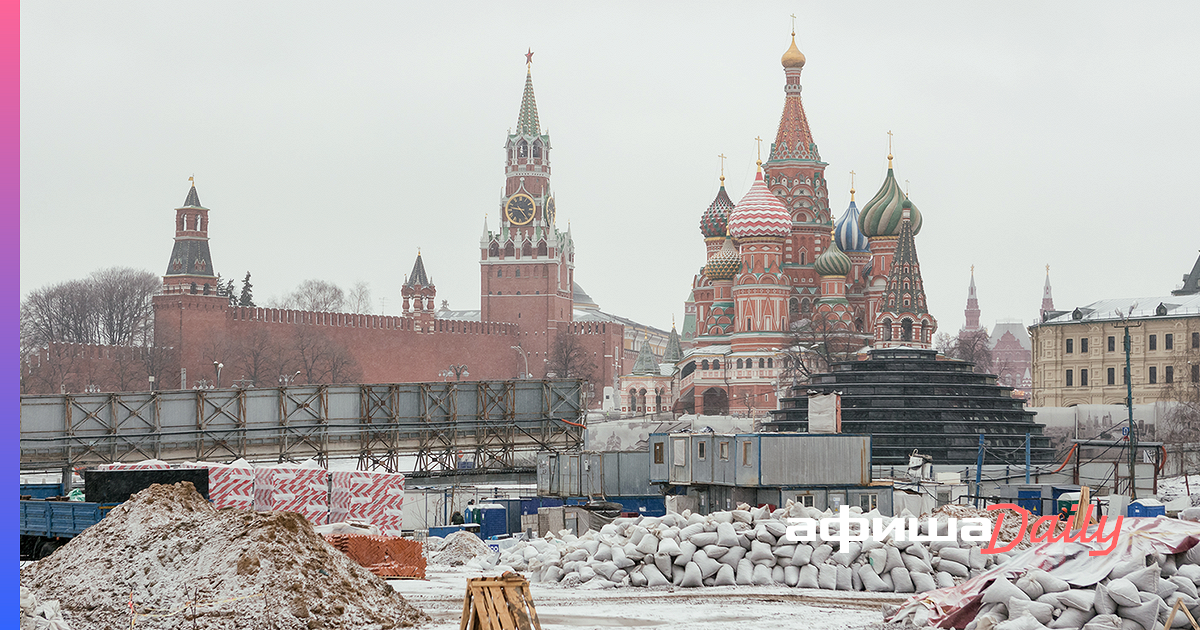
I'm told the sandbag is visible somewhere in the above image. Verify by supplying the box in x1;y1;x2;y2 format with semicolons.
736;558;754;585
1108;559;1144;581
1107;579;1142;607
674;540;696;567
1176;565;1200;583
941;559;970;578
714;563;736;586
881;571;894;591
833;565;851;591
680;562;703;588
833;542;861;566
753;563;774;586
1018;574;1046;600
1094;583;1119;615
784;564;800;587
772;565;786;584
1031;569;1071;594
636;534;659;555
852;565;863;591
1115;598;1158;630
1159;554;1178;578
1169;576;1198;599
905;542;930;561
984;577;1032;604
655;553;673;578
657;537;682;556
995;613;1050;630
885;546;905;573
703;544;728;560
1060;588;1097;611
892;567;915;593
859;564;890;592
811;544;834;565
594;543;612;562
719;545;746;568
774;544;796;560
679;523;705;539
1081;614;1122;630
627;566;647;587
1049;607;1096;629
818;563;838;590
749;540;775;564
690;532;719;548
696;550;723;579
1009;599;1055;625
936;571;957;589
912;571;937;593
716;522;739;547
970;547;988;571
1158;578;1179;601
941;547;971;567
732;509;753;524
642;563;670;587
869;548;889;574
787;542;816;566
903;553;933;574
594;561;619;580
797;564;819;589
1125;566;1160;593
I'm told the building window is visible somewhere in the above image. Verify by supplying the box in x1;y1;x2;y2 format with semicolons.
767;358;773;368
515;268;520;278
697;441;706;461
653;442;664;465
1123;367;1129;384
1081;338;1089;353
1149;366;1157;384
718;441;730;461
1149;335;1157;351
1165;334;1173;350
741;441;752;467
799;494;815;507
859;494;878;511
1193;332;1200;349
1165;366;1174;383
758;358;765;368
1080;369;1089;387
1066;339;1073;353
1065;370;1073;387
1108;336;1116;352
1193;364;1199;383
712;359;720;370
701;359;709;370
1108;367;1115;385
736;359;744;369
497;268;502;277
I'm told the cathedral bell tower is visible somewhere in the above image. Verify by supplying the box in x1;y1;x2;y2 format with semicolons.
480;52;575;374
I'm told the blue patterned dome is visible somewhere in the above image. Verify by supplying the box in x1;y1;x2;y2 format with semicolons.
834;200;870;253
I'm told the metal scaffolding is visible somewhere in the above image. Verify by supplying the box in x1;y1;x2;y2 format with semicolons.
20;379;585;475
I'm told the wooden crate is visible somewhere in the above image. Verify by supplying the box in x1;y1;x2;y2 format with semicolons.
460;572;541;630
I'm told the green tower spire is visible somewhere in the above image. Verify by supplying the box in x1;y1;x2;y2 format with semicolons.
515;61;541;136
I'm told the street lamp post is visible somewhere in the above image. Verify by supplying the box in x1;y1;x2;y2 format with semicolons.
1113;310;1142;500
148;375;155;392
441;365;469;381
279;371;301;386
213;361;224;389
511;346;529;379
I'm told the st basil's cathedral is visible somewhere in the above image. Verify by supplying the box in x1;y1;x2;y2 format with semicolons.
673;31;938;416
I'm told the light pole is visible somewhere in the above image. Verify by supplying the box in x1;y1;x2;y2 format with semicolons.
279;371;301;386
148;375;155;392
213;361;223;389
1113;309;1142;500
511;346;529;379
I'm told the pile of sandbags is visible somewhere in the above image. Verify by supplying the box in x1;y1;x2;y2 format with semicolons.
20;586;71;630
946;554;1200;630
497;502;1010;591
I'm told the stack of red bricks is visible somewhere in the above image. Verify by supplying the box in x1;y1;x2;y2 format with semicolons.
325;534;426;579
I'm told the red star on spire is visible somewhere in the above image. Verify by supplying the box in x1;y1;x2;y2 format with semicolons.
525;48;534;65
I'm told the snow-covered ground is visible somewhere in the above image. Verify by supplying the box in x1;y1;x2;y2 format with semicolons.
1156;473;1200;506
388;566;903;630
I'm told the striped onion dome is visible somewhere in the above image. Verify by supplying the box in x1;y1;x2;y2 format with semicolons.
727;170;791;240
704;236;741;281
813;230;852;277
834;200;870;252
699;184;735;238
859;166;922;237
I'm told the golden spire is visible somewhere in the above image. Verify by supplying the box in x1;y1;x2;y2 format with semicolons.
718;153;727;185
849;170;856;202
754;136;763;169
1046;264;1050;275
781;16;806;69
887;131;894;168
188;174;194;187
971;264;975;275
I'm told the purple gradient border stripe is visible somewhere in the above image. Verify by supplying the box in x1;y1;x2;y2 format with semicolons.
2;0;19;617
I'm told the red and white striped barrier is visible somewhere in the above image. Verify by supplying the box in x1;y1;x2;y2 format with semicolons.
254;464;329;526
183;460;255;510
330;470;405;536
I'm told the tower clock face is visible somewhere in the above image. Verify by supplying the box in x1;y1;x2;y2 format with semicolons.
505;194;535;225
546;197;556;225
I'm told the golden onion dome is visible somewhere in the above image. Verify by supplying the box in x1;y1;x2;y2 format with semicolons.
781;34;806;69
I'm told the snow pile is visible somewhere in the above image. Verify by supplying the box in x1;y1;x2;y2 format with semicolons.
498;502;1014;592
20;586;71;630
20;481;428;629
429;530;494;566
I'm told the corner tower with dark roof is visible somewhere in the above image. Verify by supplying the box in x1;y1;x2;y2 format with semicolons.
402;251;437;330
163;182;220;295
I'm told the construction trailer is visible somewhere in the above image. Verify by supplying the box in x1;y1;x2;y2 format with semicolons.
647;432;892;515
535;451;677;517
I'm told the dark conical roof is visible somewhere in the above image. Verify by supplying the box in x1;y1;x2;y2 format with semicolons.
183;185;201;208
515;68;540;136
404;253;431;288
663;326;683;364
631;338;660;375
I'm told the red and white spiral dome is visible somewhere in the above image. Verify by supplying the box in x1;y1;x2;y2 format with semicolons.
727;170;791;240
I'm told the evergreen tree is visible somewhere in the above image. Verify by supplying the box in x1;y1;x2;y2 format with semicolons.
238;272;255;307
225;278;237;307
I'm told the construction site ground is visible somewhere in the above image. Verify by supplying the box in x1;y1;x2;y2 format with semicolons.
389;565;903;629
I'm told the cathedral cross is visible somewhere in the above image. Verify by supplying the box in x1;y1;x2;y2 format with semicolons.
718;153;727;182
790;13;796;34
754;136;763;163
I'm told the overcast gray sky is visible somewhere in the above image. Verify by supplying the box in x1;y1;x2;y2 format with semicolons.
20;3;1200;337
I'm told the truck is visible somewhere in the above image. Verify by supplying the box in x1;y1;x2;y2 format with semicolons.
20;469;210;560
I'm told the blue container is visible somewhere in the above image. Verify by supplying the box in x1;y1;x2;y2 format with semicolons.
21;483;65;499
520;497;563;516
488;498;523;535
466;504;507;540
1127;502;1166;518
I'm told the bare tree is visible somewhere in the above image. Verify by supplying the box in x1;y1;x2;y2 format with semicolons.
229;327;291;387
21;267;159;348
282;279;345;312
287;325;358;385
943;329;994;374
1159;344;1200;449
346;281;373;314
546;330;598;384
779;312;868;389
91;267;160;346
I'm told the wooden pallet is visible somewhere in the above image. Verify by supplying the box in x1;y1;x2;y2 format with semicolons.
460;572;541;630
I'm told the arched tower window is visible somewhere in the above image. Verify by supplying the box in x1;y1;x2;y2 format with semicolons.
518;140;528;158
537;241;547;257
179;215;186;231
497;268;503;277
504;242;515;257
736;359;744;369
522;241;532;257
196;215;203;232
532;141;542;158
883;318;893;341
712;359;721;370
628;389;636;411
701;359;709;370
901;319;913;342
489;242;499;257
758;358;765;369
